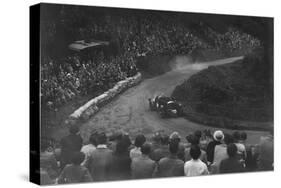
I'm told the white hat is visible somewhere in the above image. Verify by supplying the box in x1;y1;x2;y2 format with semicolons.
213;130;224;141
170;131;181;140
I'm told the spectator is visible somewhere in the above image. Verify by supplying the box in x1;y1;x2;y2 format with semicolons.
233;131;247;162
194;130;202;139
184;145;209;176
60;124;83;169
39;127;273;184
58;152;93;184
150;131;162;151
240;132;248;144
154;141;184;177
110;140;132;180
245;145;259;172
200;129;212;151
108;131;123;152
40;168;55;185
257;128;274;171
131;143;156;179
240;132;258;171
130;134;146;160
169;132;185;161
80;133;97;166
184;134;207;164
122;133;132;149
211;133;234;174
150;134;170;161
41;12;261;111
88;132;113;181
219;143;244;173
40;139;59;180
206;130;223;164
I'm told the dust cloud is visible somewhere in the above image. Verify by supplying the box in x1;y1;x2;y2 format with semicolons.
169;55;207;71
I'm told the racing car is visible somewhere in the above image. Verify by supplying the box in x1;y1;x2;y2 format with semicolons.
148;95;183;118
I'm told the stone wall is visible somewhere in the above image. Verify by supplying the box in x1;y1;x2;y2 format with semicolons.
68;72;142;122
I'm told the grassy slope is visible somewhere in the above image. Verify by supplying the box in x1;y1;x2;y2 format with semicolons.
172;53;273;130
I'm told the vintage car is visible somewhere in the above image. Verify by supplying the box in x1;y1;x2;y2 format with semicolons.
148;95;183;118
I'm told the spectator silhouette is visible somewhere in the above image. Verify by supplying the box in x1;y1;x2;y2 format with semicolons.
130;134;146;160
154;141;184;177
110;140;132;180
60;124;83;169
88;132;113;181
184;145;209;176
131;143;156;179
219;143;244;173
58;152;92;184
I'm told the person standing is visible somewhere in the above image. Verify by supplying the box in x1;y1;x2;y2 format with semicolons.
206;130;223;165
40;140;59;180
150;132;162;152
150;134;170;162
233;131;247;163
211;133;233;174
219;143;245;173
130;134;146;160
184;145;209;176
60;124;83;169
169;132;185;161
257;128;274;171
88;132;113;181
58;152;93;184
131;143;156;179
154;141;184;177
109;140;132;180
185;135;207;164
80;133;97;166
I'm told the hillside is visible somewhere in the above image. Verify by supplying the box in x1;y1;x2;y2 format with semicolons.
172;51;273;129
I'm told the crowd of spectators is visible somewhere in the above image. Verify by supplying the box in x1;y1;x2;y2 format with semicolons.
41;14;261;111
41;51;137;110
40;125;273;184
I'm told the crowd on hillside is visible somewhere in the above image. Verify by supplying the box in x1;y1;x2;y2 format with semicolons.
41;15;261;111
41;51;137;110
40;125;273;184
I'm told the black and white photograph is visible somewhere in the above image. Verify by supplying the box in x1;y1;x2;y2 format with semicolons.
29;2;273;186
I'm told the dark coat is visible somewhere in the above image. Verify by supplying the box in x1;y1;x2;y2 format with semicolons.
109;152;132;180
131;155;156;179
219;157;245;173
58;164;92;184
155;155;184;177
150;145;170;162
60;134;83;168
206;140;221;163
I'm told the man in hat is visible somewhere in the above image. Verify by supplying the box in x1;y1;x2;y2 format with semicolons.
211;133;234;174
206;130;223;165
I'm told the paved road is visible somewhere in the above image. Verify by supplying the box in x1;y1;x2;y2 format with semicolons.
80;56;268;144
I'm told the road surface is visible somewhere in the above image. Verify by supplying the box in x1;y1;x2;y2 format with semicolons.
80;56;268;144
